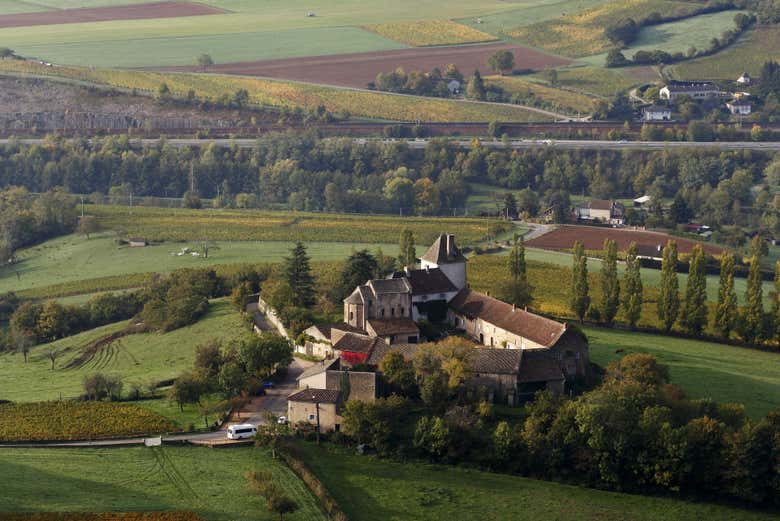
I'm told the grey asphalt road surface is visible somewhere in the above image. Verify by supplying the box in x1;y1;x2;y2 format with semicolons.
3;137;780;151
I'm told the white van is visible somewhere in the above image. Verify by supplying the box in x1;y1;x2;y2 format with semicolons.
227;424;257;440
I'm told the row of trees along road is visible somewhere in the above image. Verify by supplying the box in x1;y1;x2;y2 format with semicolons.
569;235;780;346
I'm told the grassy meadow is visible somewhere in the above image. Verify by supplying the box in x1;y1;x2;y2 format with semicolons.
0;299;245;403
586;326;780;418
298;443;776;521
673;25;780;80
363;20;497;46
0;446;326;521
530;66;637;97
0;232;397;296
484;74;598;113
581;10;745;67
508;0;703;58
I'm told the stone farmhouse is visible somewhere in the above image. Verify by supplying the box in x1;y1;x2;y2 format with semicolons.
291;234;590;412
660;82;720;100
574;199;625;225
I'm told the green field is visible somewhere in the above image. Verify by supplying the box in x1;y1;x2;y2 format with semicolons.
531;65;638;97
586;326;780;419
508;0;703;58
0;446;326;521
484;74;598;114
0;0;522;66
673;25;780;80
298;443;775;521
582;10;745;67
0;299;244;403
0;232;397;296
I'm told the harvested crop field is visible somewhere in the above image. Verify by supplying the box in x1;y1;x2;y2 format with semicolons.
527;225;723;255
153;42;572;88
0;1;224;29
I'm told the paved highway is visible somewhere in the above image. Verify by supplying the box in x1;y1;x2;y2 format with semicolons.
3;137;780;151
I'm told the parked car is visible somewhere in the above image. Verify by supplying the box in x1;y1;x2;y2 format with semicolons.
277;416;288;425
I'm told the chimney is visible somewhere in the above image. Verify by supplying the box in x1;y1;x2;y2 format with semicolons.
512;304;516;312
404;266;410;276
425;266;430;273
524;305;528;312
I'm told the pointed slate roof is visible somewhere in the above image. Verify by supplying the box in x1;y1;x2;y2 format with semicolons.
421;234;466;265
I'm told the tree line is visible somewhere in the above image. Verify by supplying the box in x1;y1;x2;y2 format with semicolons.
0;136;773;226
568;236;780;347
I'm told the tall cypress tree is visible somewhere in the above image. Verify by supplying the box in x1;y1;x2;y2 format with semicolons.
508;233;531;307
571;241;590;322
623;242;643;329
398;229;416;269
284;241;315;308
715;251;737;338
682;244;707;335
657;240;680;333
742;253;764;343
600;238;620;325
773;261;780;344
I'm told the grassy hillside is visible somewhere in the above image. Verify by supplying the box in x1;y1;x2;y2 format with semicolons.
484;75;598;113
581;10;745;67
298;443;776;521
0;299;244;403
509;0;702;58
673;25;780;80
0;60;547;123
0;446;325;521
586;326;780;418
0;233;397;296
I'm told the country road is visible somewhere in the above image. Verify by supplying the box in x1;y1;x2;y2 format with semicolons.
4;137;780;151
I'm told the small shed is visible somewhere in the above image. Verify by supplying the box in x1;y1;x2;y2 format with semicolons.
128;238;147;247
736;72;752;85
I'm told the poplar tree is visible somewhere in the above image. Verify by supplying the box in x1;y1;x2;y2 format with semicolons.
742;253;764;343
508;233;532;307
622;242;643;329
714;252;737;338
657;240;680;333
398;229;416;269
682;244;707;335
774;261;780;344
600;239;620;325
571;241;590;322
284;241;315;308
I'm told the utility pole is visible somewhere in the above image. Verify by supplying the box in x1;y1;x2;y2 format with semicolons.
315;402;321;445
80;196;85;218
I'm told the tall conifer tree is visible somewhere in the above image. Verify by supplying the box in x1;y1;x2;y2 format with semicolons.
623;242;643;329
571;241;590;322
683;244;707;335
657;240;680;332
600;239;620;325
284;241;315;308
508;233;532;307
398;229;416;269
743;253;764;343
714;252;737;338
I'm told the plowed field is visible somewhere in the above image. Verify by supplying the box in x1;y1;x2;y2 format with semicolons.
152;42;571;88
527;225;722;255
0;1;224;29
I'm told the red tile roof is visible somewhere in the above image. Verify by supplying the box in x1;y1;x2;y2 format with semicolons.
449;289;566;347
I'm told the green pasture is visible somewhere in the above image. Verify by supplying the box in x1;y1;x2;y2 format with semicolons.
673;25;780;80
532;66;638;97
456;0;609;36
0;0;522;66
16;27;404;68
0;446;326;521
0;299;245;403
298;443;776;521
0;233;397;296
582;10;745;67
586;326;780;419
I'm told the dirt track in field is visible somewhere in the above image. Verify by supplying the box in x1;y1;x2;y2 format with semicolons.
527;225;723;255
150;42;572;88
0;1;224;29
